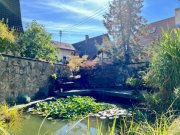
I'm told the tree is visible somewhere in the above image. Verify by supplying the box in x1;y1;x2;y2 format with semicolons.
0;20;15;54
96;36;113;64
68;55;88;73
16;20;59;63
103;0;146;63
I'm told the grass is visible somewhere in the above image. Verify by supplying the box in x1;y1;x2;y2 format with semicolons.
0;127;10;135
0;102;22;135
0;96;179;135
78;112;180;135
0;104;179;135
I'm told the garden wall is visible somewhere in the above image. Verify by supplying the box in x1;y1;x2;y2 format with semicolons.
0;54;69;102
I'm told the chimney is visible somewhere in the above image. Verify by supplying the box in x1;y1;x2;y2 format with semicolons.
175;8;180;27
85;35;89;42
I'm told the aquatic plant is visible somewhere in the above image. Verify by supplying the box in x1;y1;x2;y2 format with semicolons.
30;96;113;120
88;113;180;135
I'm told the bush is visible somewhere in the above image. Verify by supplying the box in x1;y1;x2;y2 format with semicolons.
144;28;180;93
143;87;180;112
0;20;15;54
143;28;180;112
68;55;88;73
126;77;142;88
0;102;22;134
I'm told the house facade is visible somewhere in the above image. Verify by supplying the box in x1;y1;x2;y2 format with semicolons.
73;8;180;63
72;34;110;59
52;41;76;63
0;0;23;32
140;7;180;60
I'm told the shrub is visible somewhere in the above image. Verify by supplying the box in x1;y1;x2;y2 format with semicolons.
126;77;142;88
142;87;180;112
143;28;180;112
0;20;15;54
144;28;180;93
83;112;180;135
68;55;88;73
0;102;22;134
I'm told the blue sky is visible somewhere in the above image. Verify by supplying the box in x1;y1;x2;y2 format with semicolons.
20;0;180;43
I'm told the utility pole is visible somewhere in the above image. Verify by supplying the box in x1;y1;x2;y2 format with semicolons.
59;30;62;44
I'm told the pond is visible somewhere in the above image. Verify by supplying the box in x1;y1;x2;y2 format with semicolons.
18;96;132;135
20;114;110;135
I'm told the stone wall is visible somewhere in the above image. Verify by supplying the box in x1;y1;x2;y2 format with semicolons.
0;54;69;101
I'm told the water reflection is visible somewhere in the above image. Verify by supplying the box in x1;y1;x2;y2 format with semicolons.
55;121;97;135
20;114;107;135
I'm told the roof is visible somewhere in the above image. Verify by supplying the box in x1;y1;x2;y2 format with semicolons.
52;41;75;51
72;34;109;59
139;17;176;46
72;16;177;60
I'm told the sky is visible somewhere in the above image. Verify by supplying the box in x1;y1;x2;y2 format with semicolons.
20;0;180;44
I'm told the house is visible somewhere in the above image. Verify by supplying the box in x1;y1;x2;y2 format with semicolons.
52;41;76;63
72;34;110;60
73;8;180;63
0;0;23;32
140;7;180;60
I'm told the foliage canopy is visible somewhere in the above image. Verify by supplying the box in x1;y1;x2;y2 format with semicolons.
104;0;146;63
16;20;59;63
68;55;88;72
0;20;15;54
144;28;180;92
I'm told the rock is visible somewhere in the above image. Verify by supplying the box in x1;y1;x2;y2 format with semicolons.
113;116;119;119
109;117;114;119
95;114;101;117
100;116;106;119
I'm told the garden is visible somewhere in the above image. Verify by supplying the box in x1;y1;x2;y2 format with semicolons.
0;0;180;135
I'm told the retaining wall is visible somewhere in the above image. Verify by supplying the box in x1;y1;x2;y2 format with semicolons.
0;54;69;101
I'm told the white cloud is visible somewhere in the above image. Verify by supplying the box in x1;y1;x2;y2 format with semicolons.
21;0;109;43
78;0;110;5
22;18;106;34
37;0;108;20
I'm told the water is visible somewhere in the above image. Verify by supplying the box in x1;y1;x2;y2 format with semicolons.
20;114;110;135
19;97;132;135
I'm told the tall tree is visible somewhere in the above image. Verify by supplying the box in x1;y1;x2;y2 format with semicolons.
104;0;146;63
